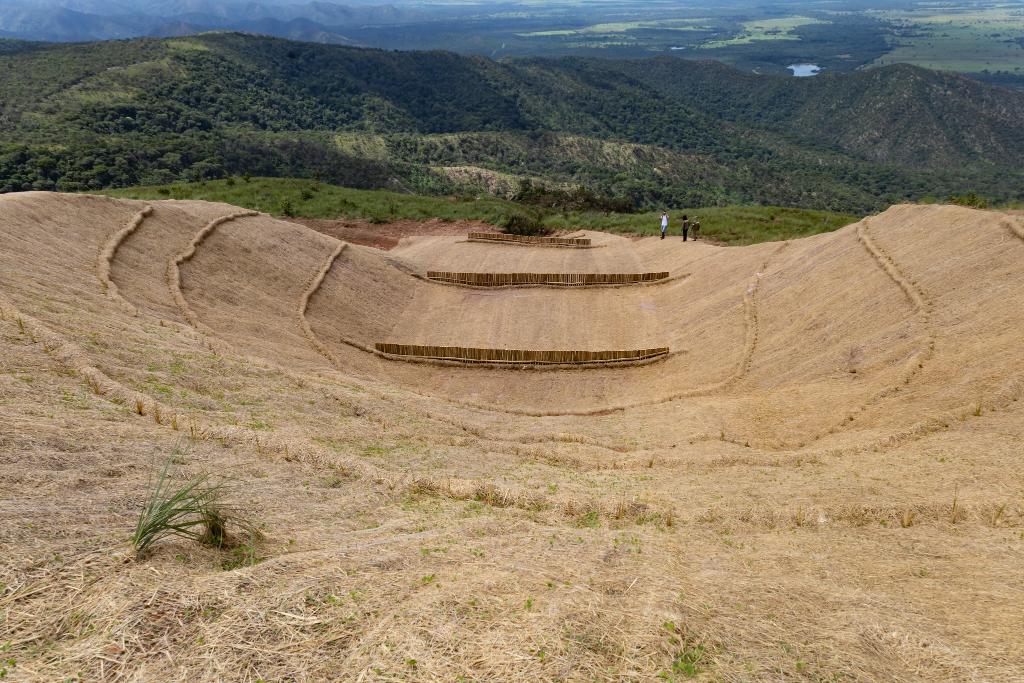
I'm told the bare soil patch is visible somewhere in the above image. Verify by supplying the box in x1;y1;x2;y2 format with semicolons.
291;217;500;250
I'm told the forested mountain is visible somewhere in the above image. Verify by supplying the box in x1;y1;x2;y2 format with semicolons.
1;33;1022;211
610;58;1024;169
0;1;422;43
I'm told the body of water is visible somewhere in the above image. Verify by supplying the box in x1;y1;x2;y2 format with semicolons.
788;63;822;77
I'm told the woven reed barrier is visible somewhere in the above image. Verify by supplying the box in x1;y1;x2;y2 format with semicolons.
427;271;670;286
467;232;591;247
375;343;669;364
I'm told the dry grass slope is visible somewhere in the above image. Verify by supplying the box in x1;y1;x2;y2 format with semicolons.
1;193;1022;682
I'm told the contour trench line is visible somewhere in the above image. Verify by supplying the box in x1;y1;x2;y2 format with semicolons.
298;241;387;358
720;219;940;451
0;293;679;525
642;239;789;402
298;239;376;360
166;210;259;336
851;219;936;397
96;204;153;314
726;221;939;451
1005;217;1024;242
367;241;788;418
301;246;678;370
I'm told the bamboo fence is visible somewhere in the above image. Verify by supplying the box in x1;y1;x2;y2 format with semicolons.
375;343;669;364
467;232;591;247
426;271;670;286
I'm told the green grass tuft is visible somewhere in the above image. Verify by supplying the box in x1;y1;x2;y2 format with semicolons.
132;455;257;556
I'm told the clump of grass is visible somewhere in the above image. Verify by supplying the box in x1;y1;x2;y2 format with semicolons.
323;474;346;489
132;457;258;556
473;483;515;508
574;510;601;528
900;509;917;528
221;537;261;570
949;487;966;524
660;622;708;679
989;502;1006;528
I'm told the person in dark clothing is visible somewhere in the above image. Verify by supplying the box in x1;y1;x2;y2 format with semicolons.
680;214;690;241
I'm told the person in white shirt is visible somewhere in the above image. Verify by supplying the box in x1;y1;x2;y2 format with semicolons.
660;212;669;240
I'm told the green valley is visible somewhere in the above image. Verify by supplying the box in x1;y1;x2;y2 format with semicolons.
1;33;1023;213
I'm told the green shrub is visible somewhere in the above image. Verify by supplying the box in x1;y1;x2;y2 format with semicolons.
499;211;550;236
948;192;988;208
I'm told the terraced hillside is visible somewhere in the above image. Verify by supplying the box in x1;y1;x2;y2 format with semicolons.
1;192;1023;681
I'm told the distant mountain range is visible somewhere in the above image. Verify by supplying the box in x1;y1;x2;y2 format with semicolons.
1;32;1022;211
0;0;426;42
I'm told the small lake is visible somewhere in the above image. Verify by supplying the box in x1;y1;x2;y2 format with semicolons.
788;64;822;77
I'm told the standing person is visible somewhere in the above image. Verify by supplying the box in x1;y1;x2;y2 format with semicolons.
681;214;690;241
691;216;701;240
660;211;669;240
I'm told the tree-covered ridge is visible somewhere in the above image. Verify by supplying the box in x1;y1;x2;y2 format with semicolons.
1;33;1022;212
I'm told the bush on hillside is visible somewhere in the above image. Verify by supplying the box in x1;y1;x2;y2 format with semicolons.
515;180;635;213
499;211;550;236
948;192;988;208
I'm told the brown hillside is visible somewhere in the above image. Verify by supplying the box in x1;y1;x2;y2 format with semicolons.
1;192;1022;681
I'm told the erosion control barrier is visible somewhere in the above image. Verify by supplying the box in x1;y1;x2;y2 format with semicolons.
375;343;669;365
427;271;670;287
467;232;591;247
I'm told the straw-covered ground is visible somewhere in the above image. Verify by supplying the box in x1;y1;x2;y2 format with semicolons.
1;192;1022;682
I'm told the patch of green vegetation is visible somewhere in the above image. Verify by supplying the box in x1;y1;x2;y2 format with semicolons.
869;8;1024;74
520;19;710;38
659;621;709;679
544;205;857;245
103;177;523;224
658;646;707;679
700;16;828;48
105;178;859;246
574;510;601;528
